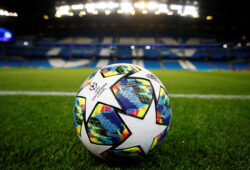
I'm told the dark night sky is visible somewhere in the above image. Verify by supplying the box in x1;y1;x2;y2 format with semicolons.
0;0;249;37
0;0;248;24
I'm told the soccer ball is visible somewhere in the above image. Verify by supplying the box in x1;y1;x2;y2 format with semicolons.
73;63;171;160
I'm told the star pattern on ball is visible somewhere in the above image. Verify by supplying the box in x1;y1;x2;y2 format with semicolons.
80;120;112;157
128;66;164;100
77;70;124;122
116;99;167;154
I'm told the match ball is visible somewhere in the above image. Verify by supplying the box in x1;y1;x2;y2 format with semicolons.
73;63;171;160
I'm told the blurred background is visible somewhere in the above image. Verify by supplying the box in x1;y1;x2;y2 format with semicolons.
0;0;249;70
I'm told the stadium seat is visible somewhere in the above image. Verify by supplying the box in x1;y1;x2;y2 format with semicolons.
8;58;24;67
24;59;48;68
6;45;27;56
143;48;158;58
29;46;49;56
191;61;214;70
231;61;249;70
0;58;7;67
117;47;132;58
115;59;133;64
211;61;230;70
162;60;183;70
144;60;162;69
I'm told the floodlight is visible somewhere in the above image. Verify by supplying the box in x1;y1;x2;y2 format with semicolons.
71;4;84;10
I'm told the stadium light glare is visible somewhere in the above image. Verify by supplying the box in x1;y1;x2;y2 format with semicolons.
131;10;136;15
55;14;61;18
206;16;213;20
79;11;86;17
134;2;146;9
54;2;198;17
142;10;148;14
43;15;49;20
236;42;242;47
4;32;12;39
120;2;133;13
105;10;111;15
96;2;108;9
146;2;158;10
23;41;29;46
158;4;168;13
155;11;160;15
71;4;84;10
92;10;98;15
85;3;96;13
170;4;182;10
182;5;197;16
223;44;228;48
56;5;70;16
0;9;18;17
58;5;70;11
167;11;173;15
117;9;123;14
107;2;119;9
193;14;199;18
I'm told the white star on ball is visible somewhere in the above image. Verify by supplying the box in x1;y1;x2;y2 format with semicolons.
116;99;167;154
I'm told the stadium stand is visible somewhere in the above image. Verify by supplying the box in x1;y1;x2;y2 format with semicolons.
191;61;214;70
117;47;132;58
138;37;155;44
29;46;49;56
162;60;183;70
115;59;133;64
210;61;230;70
0;35;249;70
46;47;61;56
24;59;48;68
231;61;250;70
8;58;24;67
58;47;71;57
0;58;7;67
144;60;162;69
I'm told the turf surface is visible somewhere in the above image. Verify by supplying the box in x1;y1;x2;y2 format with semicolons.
0;68;249;169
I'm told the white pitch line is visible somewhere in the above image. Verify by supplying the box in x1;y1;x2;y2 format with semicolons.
0;91;249;99
0;91;76;96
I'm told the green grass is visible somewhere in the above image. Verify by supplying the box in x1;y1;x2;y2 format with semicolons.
0;68;250;169
0;68;249;94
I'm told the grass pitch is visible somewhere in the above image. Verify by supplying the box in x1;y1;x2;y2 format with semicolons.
0;68;249;169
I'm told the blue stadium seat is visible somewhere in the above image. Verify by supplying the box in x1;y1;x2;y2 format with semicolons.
144;60;162;69
231;61;249;70
211;61;230;70
59;47;71;57
192;49;209;59
6;46;27;56
191;61;214;70
89;59;99;68
24;59;47;68
94;48;101;56
162;60;183;70
0;58;7;67
115;59;132;64
8;58;24;67
29;46;49;56
209;48;228;59
117;47;132;58
230;49;248;59
143;48;158;58
38;60;53;68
